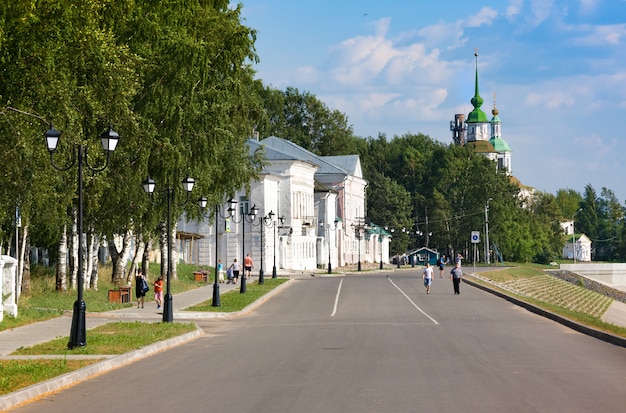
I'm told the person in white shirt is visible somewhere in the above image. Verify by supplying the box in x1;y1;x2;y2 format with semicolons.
422;262;434;294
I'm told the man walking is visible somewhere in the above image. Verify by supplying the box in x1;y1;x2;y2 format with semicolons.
450;262;463;295
422;262;434;294
244;253;254;280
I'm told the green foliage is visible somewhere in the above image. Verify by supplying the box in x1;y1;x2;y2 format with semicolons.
186;278;288;312
0;359;100;396
12;321;196;355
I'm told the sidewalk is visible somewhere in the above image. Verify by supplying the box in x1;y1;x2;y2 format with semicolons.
0;278;255;357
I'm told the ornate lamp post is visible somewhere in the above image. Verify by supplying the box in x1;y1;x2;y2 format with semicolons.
44;124;120;349
351;218;368;272
198;196;236;307
142;174;195;322
272;215;285;278
320;219;339;274
229;201;258;293
251;210;276;285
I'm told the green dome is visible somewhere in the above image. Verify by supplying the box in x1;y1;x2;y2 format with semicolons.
489;136;511;152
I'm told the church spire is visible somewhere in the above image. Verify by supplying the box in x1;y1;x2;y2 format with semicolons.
467;49;488;124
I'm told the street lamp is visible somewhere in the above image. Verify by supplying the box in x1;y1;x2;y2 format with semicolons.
198;196;236;307
229;201;258;293
485;198;492;265
252;210;275;285
352;218;368;272
44;124;120;349
272;215;285;278
320;219;339;274
142;174;195;322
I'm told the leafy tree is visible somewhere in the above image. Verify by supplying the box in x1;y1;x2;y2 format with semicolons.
256;86;357;155
555;188;582;218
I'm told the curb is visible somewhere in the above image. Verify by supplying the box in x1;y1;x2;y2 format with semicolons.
463;276;626;348
0;326;204;412
0;279;295;412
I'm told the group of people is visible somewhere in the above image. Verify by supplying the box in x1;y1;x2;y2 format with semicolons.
133;252;256;310
223;253;254;284
134;268;163;309
422;253;463;295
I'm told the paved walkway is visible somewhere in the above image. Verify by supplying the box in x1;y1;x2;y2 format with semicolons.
0;279;252;357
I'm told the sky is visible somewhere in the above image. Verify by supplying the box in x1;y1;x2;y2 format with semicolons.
240;0;626;202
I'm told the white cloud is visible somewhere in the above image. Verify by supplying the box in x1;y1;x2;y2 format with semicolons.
574;24;626;46
506;0;524;19
529;0;555;26
466;7;498;28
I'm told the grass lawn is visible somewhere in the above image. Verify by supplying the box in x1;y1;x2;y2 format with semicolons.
0;262;208;332
186;278;288;312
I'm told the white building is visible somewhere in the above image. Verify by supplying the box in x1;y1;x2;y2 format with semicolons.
178;136;392;273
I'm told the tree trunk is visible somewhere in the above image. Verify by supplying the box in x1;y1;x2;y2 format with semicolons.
108;230;133;285
70;210;78;290
142;238;152;280
87;231;100;291
171;223;178;280
124;232;144;283
56;224;68;292
159;222;167;279
19;226;30;299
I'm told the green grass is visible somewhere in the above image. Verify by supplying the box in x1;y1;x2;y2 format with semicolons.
0;359;102;396
0;262;208;332
186;278;288;312
471;267;626;338
11;321;197;355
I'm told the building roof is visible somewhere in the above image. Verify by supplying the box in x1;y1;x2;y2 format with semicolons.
466;140;497;153
489;136;512;152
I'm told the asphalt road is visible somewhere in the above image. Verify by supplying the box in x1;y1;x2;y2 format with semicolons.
14;272;626;413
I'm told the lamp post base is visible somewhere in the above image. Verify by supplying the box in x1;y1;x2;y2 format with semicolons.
212;282;221;307
162;294;173;322
240;275;247;293
379;261;383;270
68;300;87;349
272;266;277;278
358;261;362;271
259;269;264;285
328;262;332;274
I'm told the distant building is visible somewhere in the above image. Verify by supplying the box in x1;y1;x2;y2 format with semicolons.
177;136;393;272
450;51;532;198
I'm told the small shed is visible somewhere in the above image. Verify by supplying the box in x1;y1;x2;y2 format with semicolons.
409;247;439;266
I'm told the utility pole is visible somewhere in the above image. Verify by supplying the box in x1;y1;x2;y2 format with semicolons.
485;198;492;265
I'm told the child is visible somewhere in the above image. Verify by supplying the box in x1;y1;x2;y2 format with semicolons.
154;276;164;309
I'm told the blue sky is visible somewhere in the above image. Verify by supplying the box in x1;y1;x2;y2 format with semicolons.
241;0;626;202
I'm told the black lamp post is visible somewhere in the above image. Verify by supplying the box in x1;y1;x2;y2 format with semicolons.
351;219;367;272
252;210;275;285
198;196;236;307
143;174;195;322
44;124;120;349
229;201;258;293
379;232;384;270
272;215;285;278
320;219;339;274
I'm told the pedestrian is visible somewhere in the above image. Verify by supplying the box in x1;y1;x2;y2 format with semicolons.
437;255;446;278
450;262;463;295
422;262;434;294
135;268;148;309
153;276;164;309
243;253;254;279
217;259;225;283
455;253;463;266
229;258;241;284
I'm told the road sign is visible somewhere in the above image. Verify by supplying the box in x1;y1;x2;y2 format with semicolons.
471;231;480;243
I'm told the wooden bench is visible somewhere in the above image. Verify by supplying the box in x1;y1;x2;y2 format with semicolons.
193;271;209;282
108;286;132;303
